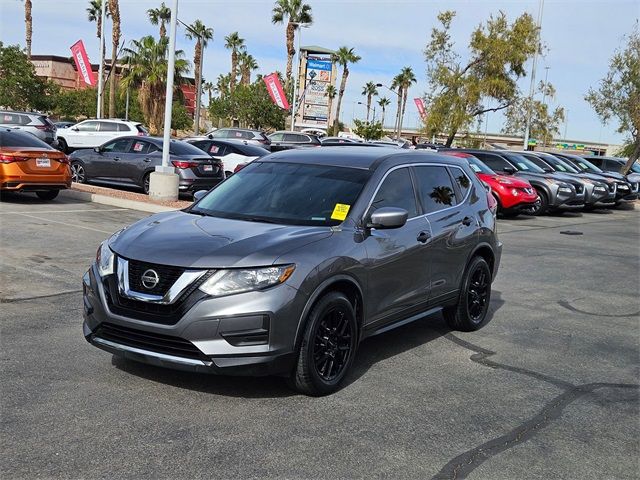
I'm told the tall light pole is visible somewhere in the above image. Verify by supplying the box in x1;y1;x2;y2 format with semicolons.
290;23;310;131
523;0;545;150
563;109;569;140
541;66;550;146
96;0;107;118
149;0;179;202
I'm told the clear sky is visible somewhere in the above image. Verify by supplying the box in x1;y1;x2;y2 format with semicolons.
1;0;637;144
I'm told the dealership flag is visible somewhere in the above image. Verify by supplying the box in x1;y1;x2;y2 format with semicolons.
263;73;290;110
70;40;96;87
414;98;427;119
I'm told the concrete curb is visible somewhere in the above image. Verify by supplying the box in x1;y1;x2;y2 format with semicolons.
61;189;179;213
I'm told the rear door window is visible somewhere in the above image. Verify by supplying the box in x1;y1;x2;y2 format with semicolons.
370;167;418;218
98;122;119;132
209;144;229;156
270;133;285;141
129;140;150;154
413;165;458;213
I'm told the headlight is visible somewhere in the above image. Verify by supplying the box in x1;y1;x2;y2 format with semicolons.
510;188;519;196
593;185;607;192
558;186;573;194
96;241;114;277
199;265;296;297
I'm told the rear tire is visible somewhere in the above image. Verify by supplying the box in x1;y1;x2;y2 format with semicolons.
36;190;59;201
57;138;68;154
225;170;233;178
289;292;358;396
443;256;492;332
142;173;150;195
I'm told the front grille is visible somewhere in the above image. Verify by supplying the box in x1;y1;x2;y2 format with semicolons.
104;275;209;325
609;184;616;192
95;322;206;361
573;183;584;194
128;260;184;295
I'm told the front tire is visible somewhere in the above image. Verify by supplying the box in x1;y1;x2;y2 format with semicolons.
36;190;59;201
70;161;86;183
57;138;68;154
142;173;150;195
443;256;492;332
529;189;548;216
289;292;358;396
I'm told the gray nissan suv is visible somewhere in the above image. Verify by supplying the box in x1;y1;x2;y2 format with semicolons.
83;147;502;395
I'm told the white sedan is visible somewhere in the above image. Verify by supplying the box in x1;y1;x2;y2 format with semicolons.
184;138;269;177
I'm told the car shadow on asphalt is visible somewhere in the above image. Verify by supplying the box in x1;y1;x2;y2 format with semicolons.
344;289;505;388
111;290;505;398
0;191;57;204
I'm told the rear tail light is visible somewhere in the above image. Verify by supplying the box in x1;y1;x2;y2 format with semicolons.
234;163;247;173
137;131;145;136
171;160;199;169
0;154;27;163
35;125;54;132
57;155;70;165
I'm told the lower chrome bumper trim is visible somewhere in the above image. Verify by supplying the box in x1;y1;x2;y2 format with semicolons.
92;336;213;367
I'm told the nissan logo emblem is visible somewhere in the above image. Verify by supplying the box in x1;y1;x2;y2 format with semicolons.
141;269;160;289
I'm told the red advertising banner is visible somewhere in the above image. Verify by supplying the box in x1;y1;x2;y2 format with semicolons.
70;40;96;87
263;73;290;110
414;98;426;119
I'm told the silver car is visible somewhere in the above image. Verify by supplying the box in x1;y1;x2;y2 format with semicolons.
83;147;502;395
208;128;271;148
0;110;57;146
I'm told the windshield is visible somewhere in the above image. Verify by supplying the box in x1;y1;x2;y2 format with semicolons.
628;162;640;173
502;153;546;173
573;157;603;173
462;155;495;175
191;162;371;226
540;154;580;173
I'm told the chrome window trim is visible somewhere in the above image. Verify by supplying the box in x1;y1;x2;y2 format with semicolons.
116;257;208;305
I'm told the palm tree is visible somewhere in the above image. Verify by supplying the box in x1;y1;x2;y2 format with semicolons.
397;67;417;136
390;73;403;137
203;81;214;105
147;2;171;38
215;73;231;98
361;82;378;122
107;0;121;118
377;96;390;127
186;20;214;116
238;52;258;85
325;84;337;126
120;35;189;134
330;46;361;135
224;32;245;92
271;0;313;90
21;0;33;57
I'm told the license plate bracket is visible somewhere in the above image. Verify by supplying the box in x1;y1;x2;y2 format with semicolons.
36;158;51;168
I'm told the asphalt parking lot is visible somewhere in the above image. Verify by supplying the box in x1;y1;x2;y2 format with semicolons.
1;192;639;479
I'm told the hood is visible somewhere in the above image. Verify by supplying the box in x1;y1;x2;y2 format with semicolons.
109;211;332;268
626;172;640;183
513;171;553;182
478;173;531;188
547;172;585;185
595;170;626;181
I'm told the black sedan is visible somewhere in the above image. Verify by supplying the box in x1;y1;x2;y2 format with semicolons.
69;136;224;194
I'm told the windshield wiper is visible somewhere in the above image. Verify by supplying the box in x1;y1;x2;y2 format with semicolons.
241;217;279;224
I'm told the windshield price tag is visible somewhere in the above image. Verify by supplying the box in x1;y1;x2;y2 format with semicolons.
331;203;351;221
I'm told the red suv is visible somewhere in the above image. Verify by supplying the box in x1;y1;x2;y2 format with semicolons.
442;151;539;216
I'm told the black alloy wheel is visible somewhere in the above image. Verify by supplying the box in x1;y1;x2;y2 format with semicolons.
70;162;86;183
143;173;150;195
529;189;547;216
467;265;490;322
290;291;358;396
312;306;354;382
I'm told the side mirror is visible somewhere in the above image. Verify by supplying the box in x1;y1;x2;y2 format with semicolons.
193;190;208;202
71;127;79;132
207;134;214;139
503;166;516;174
367;207;408;229
93;147;102;153
543;167;553;173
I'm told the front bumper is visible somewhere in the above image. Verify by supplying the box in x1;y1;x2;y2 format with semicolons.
82;264;305;376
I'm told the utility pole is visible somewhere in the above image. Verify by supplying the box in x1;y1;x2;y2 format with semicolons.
96;0;107;118
523;0;545;150
563;109;569;140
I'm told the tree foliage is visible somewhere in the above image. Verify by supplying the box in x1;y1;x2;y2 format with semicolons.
0;43;54;111
271;0;313;89
352;120;384;141
423;11;539;146
209;76;287;131
503;80;565;145
585;23;640;173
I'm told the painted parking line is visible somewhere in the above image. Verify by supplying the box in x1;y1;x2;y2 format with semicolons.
8;212;114;234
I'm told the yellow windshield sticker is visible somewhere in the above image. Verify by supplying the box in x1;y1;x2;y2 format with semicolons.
331;203;351;221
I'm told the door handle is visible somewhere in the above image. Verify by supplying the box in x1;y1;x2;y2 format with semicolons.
113;157;121;161
143;158;151;162
461;216;473;226
417;231;431;243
